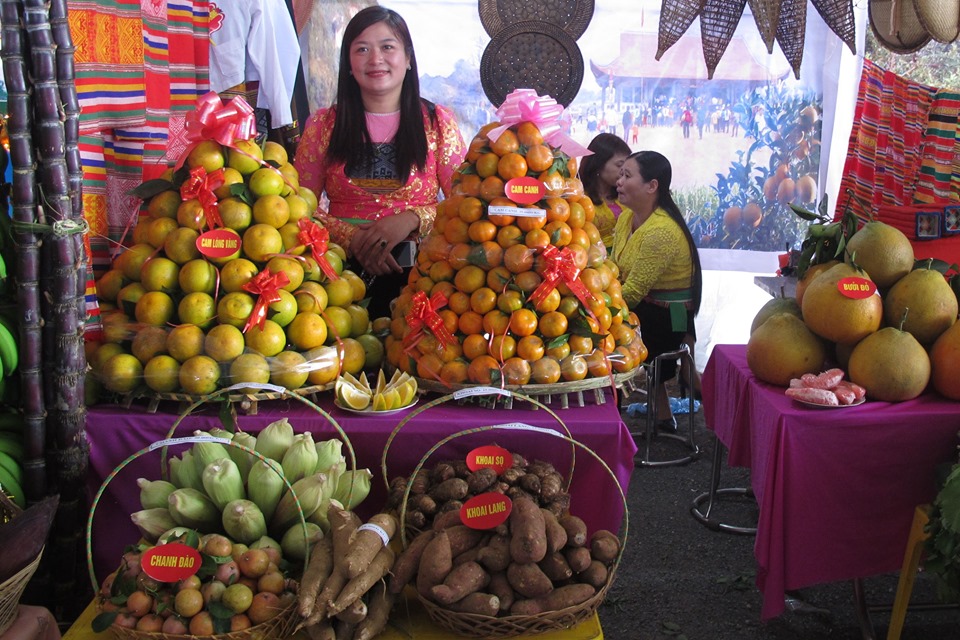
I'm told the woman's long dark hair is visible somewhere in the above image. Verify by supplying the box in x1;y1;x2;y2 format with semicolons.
327;6;435;183
579;133;631;205
627;150;703;316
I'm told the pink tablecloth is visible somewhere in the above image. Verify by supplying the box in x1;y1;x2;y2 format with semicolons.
703;345;960;619
85;391;635;584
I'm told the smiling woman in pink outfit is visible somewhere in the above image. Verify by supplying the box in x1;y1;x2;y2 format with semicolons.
294;6;465;316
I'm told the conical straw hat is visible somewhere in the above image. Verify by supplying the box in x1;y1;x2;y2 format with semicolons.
913;0;960;43
869;0;930;53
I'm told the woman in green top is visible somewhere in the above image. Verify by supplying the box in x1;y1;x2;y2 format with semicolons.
579;133;631;250
611;150;703;429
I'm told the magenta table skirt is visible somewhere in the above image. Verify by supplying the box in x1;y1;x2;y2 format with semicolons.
85;389;636;584
704;344;960;619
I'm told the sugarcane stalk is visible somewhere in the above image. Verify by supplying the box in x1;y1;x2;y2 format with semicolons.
23;0;89;614
0;0;47;505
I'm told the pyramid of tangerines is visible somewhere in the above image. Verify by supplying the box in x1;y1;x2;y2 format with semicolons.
385;91;647;387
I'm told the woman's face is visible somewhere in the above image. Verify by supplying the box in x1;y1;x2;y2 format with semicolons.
348;21;410;105
616;157;657;211
599;153;628;192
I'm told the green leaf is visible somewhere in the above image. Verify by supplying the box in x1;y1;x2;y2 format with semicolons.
128;179;175;200
196;552;219;580
208;601;235;620
219;399;237;433
789;204;820;221
92;611;118;633
934;465;960;533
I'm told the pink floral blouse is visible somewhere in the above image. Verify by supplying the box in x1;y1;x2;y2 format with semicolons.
294;103;465;254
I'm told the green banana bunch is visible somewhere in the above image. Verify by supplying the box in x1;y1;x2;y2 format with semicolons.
246;458;285;523
168;450;204;492
281;432;318;483
190;432;232;477
0;432;23;461
137;477;177;510
167;487;220;531
269;473;330;535
0;314;18;377
131;508;178;542
254;418;294;462
229;431;258;483
0;448;24;509
201;458;245;510
222;499;268;544
280;521;323;562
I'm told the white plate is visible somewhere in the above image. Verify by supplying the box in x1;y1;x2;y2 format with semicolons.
793;397;865;409
334;398;419;415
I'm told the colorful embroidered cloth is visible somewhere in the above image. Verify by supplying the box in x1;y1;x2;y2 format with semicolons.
836;60;936;221
913;90;960;206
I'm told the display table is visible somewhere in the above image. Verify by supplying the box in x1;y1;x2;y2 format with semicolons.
85;389;635;583
703;345;960;620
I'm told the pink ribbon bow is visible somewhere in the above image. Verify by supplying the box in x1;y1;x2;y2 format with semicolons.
180;167;225;229
530;245;597;313
403;290;457;353
297;219;340;281
487;89;592;158
242;269;291;333
175;91;256;169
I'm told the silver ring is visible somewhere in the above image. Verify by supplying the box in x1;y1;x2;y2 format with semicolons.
379;240;387;249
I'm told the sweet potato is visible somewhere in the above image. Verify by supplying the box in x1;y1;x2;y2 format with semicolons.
541;509;567;553
466;467;498;494
563;546;592;573
445;592;500;617
329;545;395;616
510;583;596;616
333;597;367;625
544;493;571;518
477;533;511;573
430;477;469;503
388;528;434;594
538;551;573;582
430;461;457;484
437;499;464;515
453;543;485;567
509;497;547;564
519;472;541;496
558;515;587;547
416;529;452;599
578;559;609;589
506;562;553;599
487;571;514;612
343;513;398;579
447;525;485;557
353;582;396;640
506;486;535;504
405;509;427;530
410;493;437;517
429;561;490;604
431;509;463;531
590;529;620;564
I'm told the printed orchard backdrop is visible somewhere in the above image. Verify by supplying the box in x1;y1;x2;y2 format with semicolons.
300;0;849;254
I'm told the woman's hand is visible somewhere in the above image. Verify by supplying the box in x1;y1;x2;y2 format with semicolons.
351;211;419;275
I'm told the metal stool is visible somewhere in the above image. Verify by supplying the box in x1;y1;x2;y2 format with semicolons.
633;344;701;468
690;436;757;535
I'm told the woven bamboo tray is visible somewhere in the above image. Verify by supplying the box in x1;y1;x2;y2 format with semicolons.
117;382;334;415
413;366;644;409
390;409;628;638
0;493;43;636
478;0;595;39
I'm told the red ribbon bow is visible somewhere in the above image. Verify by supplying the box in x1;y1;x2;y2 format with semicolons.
297;219;339;281
242;269;291;332
403;290;457;353
530;245;597;311
175;91;256;169
180;167;225;229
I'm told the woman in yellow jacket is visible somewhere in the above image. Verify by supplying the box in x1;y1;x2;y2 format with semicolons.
578;133;631;249
611;150;702;430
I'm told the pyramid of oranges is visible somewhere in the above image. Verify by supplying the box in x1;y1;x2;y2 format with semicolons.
88;95;385;399
384;113;647;387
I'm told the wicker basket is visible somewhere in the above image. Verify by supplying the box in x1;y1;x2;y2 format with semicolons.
700;0;747;80
478;0;595;39
811;0;858;53
913;0;960;44
385;393;628;638
480;21;583;108
86;383;357;640
656;0;704;59
0;492;44;636
775;0;808;80
747;0;780;53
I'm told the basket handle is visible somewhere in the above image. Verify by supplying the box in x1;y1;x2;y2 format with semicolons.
397;422;629;562
158;383;360;509
85;436;312;593
380;386;576;496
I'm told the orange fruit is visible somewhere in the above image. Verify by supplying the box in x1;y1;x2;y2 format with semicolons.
489;129;519;156
517;335;545;361
476;152;500;178
454;265;486;294
545;220;573;247
533;287;561;313
498;153;528;180
488;334;516;362
415;352;444;381
448;290;471;315
270;350;310;389
479;176;506;202
468;220;498;243
459;310;485;337
501;357;531;385
538;311;568;338
531;356;562;384
503;243;534;274
486;265;512;291
462;332;489;360
514;270;542;293
439;359;469;384
585;350;612;377
444;217;470;244
525;144;554;173
569;334;594;355
483;309;510;335
456;174;482;198
560;354;588;381
546;339;571;361
496;289;524;314
524;228;551;250
540;171;565;197
467;354;500;384
470;287;498;314
509;308;538;337
517;122;544;147
517;211;546;232
496;225;524;248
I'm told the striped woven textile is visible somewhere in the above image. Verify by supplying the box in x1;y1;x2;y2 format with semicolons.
913;90;960;205
68;0;146;134
836;60;936;223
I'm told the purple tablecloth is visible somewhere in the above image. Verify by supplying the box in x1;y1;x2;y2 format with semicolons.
85;390;635;583
704;345;960;619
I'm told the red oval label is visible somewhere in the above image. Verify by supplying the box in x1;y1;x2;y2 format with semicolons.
466;445;512;474
837;276;877;299
141;542;202;583
460;493;513;530
197;228;242;259
505;177;544;205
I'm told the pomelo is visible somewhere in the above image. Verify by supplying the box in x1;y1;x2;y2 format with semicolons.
929;319;960;400
848;327;930;402
845;221;914;289
750;296;801;334
883;266;958;345
746;313;827;386
801;262;882;344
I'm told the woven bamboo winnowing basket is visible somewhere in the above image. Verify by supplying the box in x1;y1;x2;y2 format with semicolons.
0;492;44;636
699;0;747;80
912;0;960;44
870;0;931;53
